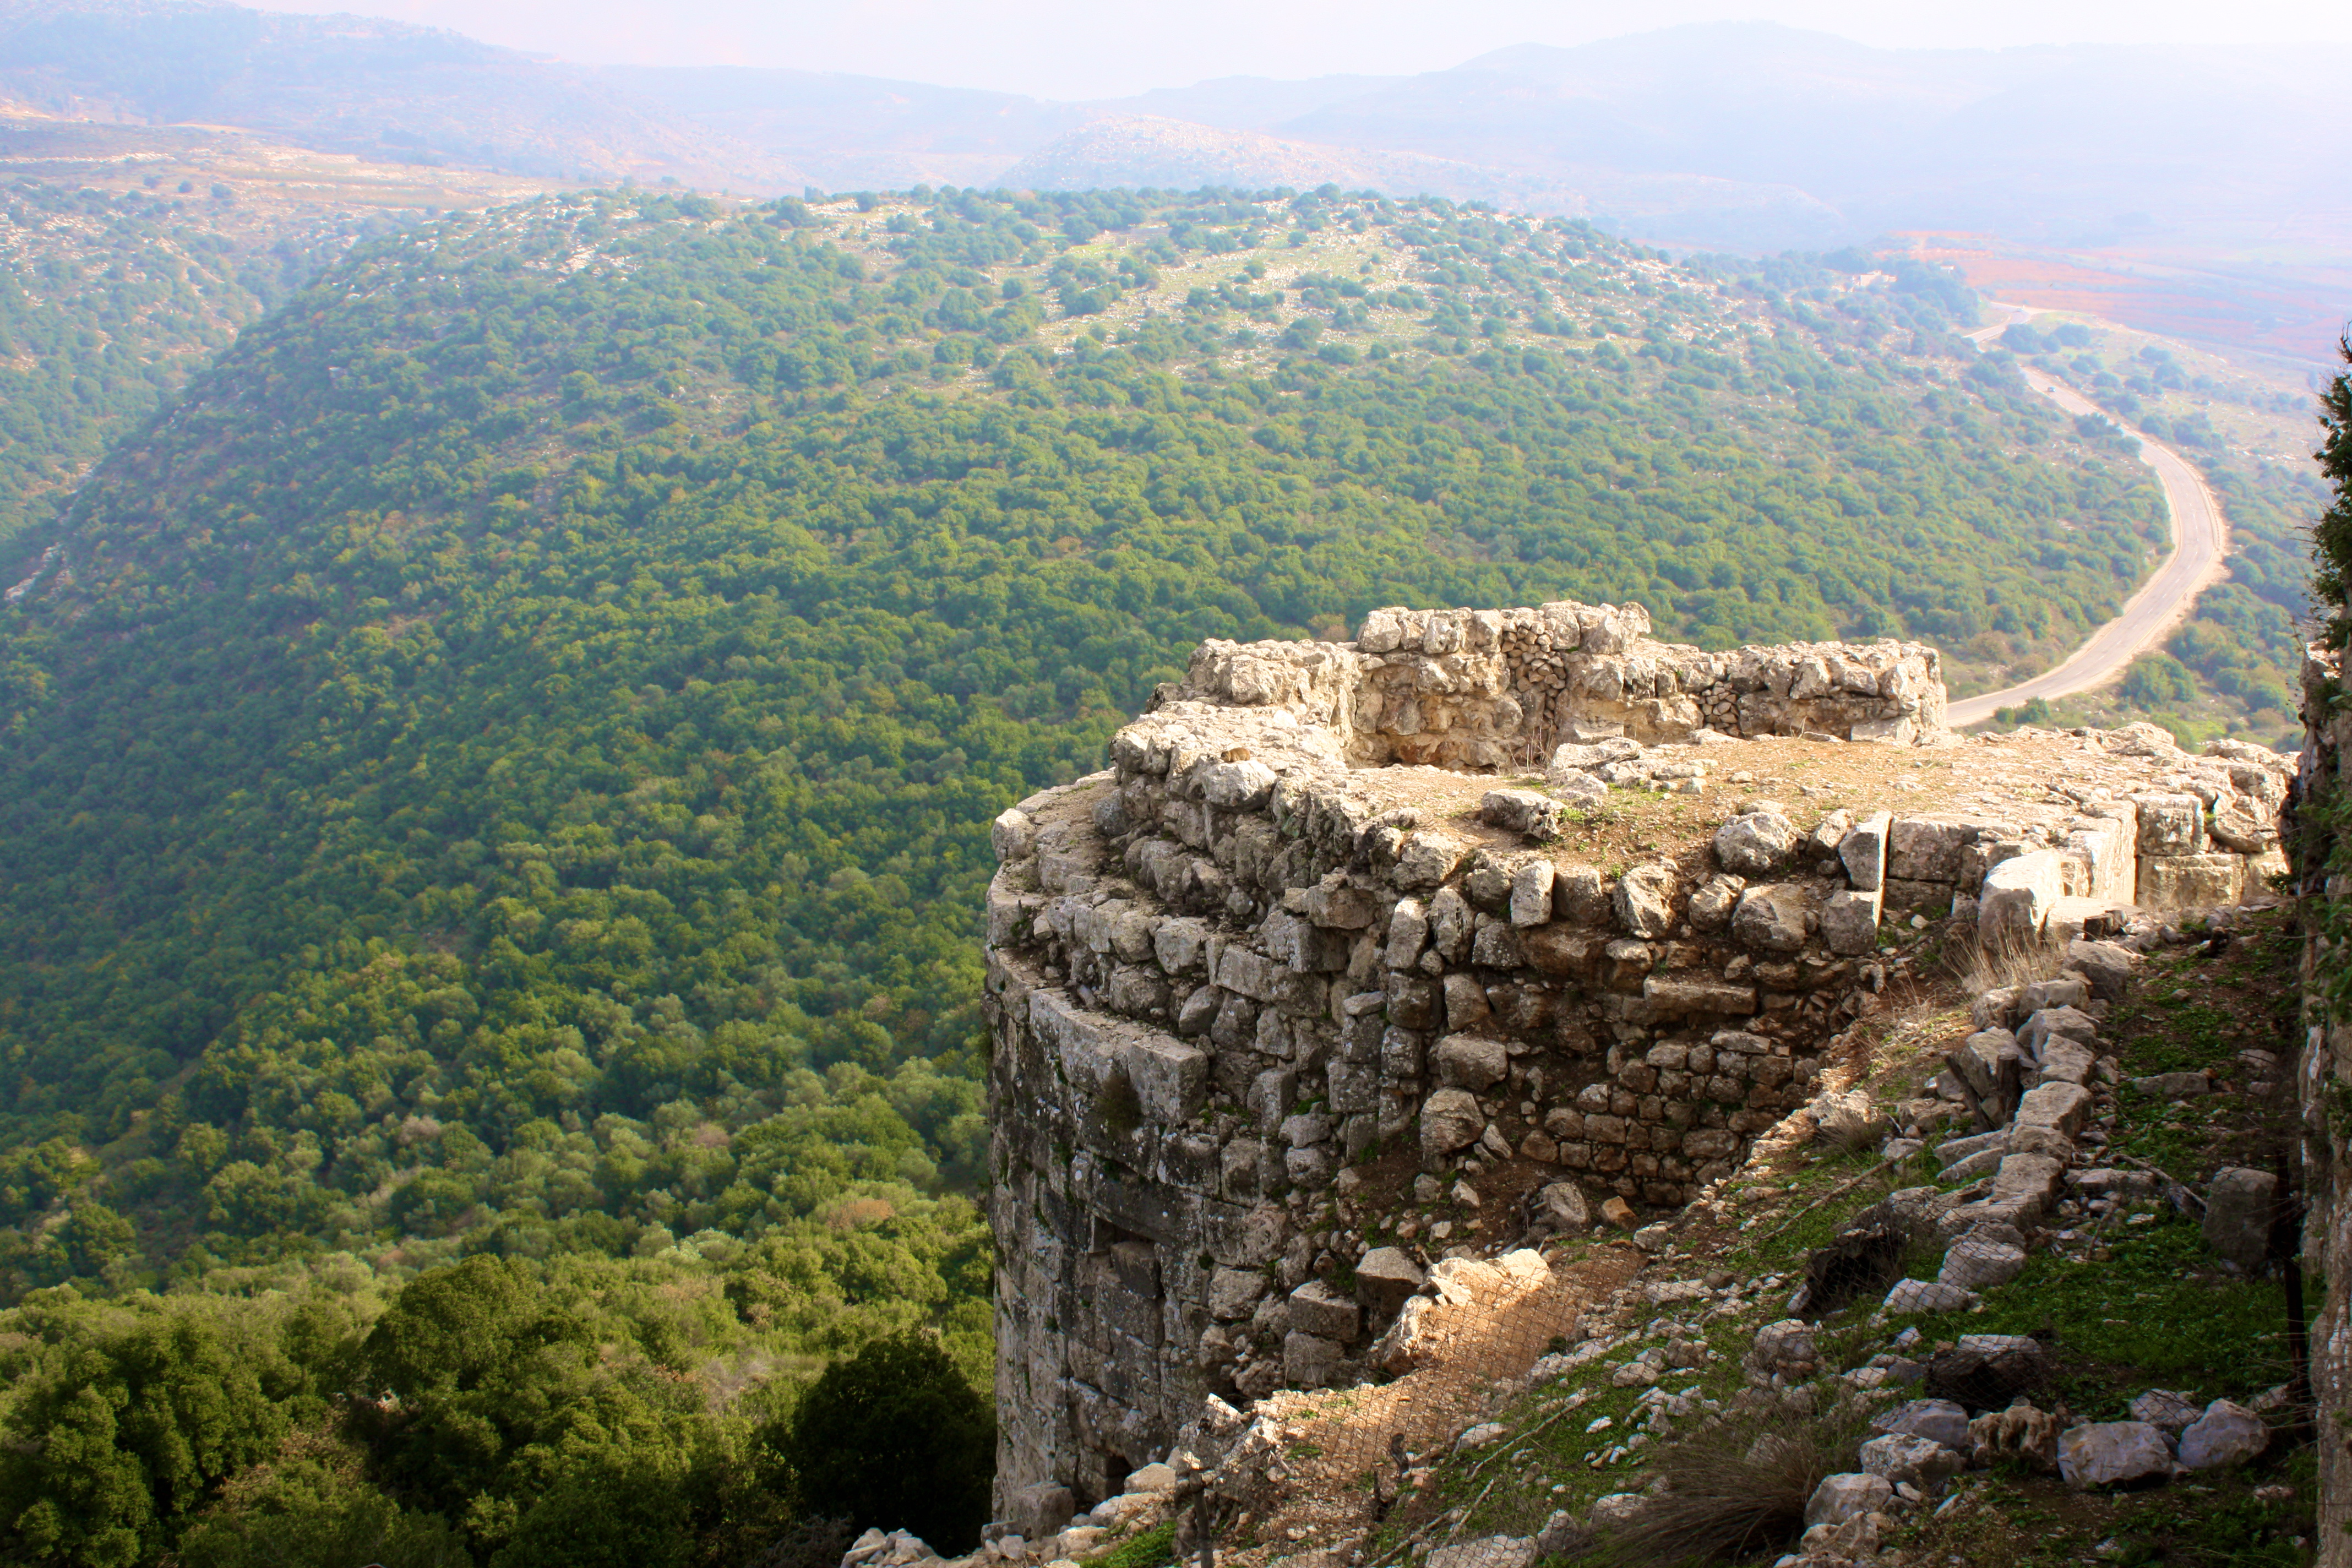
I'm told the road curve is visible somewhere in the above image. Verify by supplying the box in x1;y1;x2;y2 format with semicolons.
1943;307;2230;728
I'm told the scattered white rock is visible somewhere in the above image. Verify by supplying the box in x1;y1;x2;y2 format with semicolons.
2057;1422;2173;1487
2177;1400;2269;1470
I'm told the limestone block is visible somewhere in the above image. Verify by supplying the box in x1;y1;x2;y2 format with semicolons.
1553;863;1611;925
1841;811;1891;891
1354;1246;1427;1315
1640;974;1760;1016
1821;888;1881;955
2017;1006;2098;1061
1714;810;1799;875
992;808;1037;862
1261;910;1351;974
2057;1422;2171;1487
2064;938;2137;1000
1859;1432;1964;1488
2132;792;2207;855
2063;813;2135;900
1510;859;1556;928
2137;852;2244;910
1939;1238;2027;1291
1614;863;1677;938
1870;1398;1972;1452
1385;899;1429;970
1327;1060;1379;1115
1888;818;1975;883
1804;1473;1892;1528
1954;1028;2018;1101
1687;873;1744;933
1470;917;1528;968
1122;1037;1210;1124
2015;1081;2093;1139
1391;830;1471;890
1885;1278;1977;1314
1284;1144;1335;1189
1992;1152;2065;1218
2177;1400;2269;1469
1207;1266;1266;1321
1282;1330;1346;1388
1732;884;1811;952
1420;1088;1485;1164
1481;788;1565;841
1199;759;1278;810
1215;945;1279;1002
1288;1279;1362;1341
1979;849;2066;946
1434;1034;1509;1091
1302;878;1377;929
2202;1166;2278;1270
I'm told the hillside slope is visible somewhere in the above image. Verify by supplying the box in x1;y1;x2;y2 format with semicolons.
0;180;2207;1568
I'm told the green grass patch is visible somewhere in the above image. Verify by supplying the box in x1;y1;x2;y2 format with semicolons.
1881;1215;2316;1411
1093;1520;1177;1568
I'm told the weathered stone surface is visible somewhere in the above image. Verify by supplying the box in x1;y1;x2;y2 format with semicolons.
1980;848;2066;945
2056;1422;2172;1487
1392;830;1471;890
1288;1279;1362;1341
2202;1166;2278;1271
1888;818;1975;883
1821;888;1882;955
1427;1538;1532;1568
1804;1473;1892;1527
2014;1081;2093;1139
1870;1398;1971;1452
2017;1005;2098;1058
1480;788;1566;841
1750;1319;1817;1376
2132;1069;2211;1098
1732;884;1811;952
2177;1400;2269;1469
1992;1152;2065;1218
992;808;1038;862
1886;1278;1977;1314
2070;940;2145;1001
1715;810;1799;876
1355;1246;1428;1315
2132;792;2207;854
2127;1389;2203;1432
1530;1180;1592;1233
1841;811;1891;891
1859;1432;1964;1488
1939;1238;2027;1291
1208;1267;1267;1321
1640;973;1759;1016
1434;1034;1509;1091
2137;852;2244;910
1420;1088;1486;1164
1687;874;1744;933
1614;863;1677;938
1283;1330;1346;1387
1510;859;1556;928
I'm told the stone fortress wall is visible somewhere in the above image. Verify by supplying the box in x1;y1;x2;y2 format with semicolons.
983;601;2293;1529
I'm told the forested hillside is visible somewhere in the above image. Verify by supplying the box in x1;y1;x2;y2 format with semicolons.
0;184;2175;1565
0;177;395;542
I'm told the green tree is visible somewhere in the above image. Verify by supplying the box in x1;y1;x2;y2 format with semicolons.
778;1332;993;1554
0;1309;290;1567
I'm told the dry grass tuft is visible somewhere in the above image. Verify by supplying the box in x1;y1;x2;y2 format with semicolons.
1953;928;2066;997
1571;1406;1868;1566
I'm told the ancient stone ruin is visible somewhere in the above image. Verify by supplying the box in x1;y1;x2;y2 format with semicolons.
982;602;2292;1527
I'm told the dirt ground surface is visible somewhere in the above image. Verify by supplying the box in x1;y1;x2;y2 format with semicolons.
1350;728;2203;876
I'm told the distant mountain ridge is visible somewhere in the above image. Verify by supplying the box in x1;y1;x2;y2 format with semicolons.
4;1;2352;266
0;0;803;187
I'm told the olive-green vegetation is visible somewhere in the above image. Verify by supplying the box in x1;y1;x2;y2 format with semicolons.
0;183;2173;1564
0;177;388;543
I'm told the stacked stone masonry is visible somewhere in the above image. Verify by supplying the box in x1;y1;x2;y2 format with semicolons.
986;602;2294;1519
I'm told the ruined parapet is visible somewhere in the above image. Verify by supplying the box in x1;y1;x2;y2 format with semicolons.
1168;602;1945;769
985;601;2291;1521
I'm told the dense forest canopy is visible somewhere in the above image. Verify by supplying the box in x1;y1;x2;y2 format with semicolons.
0;182;2180;1565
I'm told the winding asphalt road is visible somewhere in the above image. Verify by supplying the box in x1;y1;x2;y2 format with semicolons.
1943;306;2230;727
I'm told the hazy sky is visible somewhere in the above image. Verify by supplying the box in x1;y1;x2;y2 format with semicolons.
243;0;2352;97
